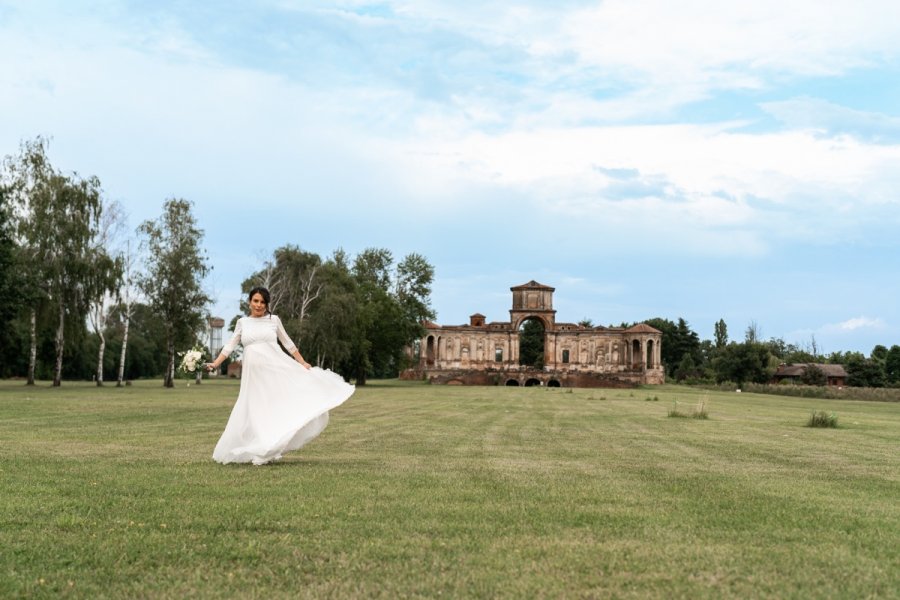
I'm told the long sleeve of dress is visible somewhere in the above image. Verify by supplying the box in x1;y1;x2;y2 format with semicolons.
219;318;243;357
273;315;298;354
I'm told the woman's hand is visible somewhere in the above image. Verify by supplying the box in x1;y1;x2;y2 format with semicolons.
204;362;217;372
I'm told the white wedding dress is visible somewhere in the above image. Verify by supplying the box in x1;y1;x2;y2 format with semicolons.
212;314;355;465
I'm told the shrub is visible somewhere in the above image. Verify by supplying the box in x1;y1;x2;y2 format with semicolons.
668;396;709;419
668;400;687;418
693;396;709;419
807;410;838;428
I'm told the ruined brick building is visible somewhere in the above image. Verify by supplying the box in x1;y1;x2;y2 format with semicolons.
403;281;664;387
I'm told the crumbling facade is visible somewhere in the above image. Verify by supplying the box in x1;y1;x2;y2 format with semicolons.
403;281;664;387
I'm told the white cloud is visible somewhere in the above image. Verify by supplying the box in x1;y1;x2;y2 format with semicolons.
558;1;900;87
823;317;887;333
382;120;900;257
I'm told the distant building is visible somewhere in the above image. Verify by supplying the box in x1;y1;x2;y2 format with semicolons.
208;317;225;357
207;317;225;377
402;280;664;388
773;363;848;387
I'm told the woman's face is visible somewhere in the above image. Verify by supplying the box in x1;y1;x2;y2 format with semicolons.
249;293;267;317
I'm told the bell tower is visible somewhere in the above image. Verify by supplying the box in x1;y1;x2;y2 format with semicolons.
509;280;556;330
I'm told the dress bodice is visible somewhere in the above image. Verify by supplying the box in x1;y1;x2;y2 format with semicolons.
220;315;297;355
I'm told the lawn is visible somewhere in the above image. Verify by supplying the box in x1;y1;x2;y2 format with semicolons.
1;379;898;599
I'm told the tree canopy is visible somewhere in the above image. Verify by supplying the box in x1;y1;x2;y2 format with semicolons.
240;245;435;385
139;198;211;387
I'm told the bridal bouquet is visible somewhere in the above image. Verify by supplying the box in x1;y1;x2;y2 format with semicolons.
178;345;207;374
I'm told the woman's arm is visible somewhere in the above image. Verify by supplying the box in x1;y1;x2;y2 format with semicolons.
206;319;242;371
289;347;311;369
274;315;311;369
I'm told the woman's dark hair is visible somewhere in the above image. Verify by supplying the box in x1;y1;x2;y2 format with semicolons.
248;286;272;316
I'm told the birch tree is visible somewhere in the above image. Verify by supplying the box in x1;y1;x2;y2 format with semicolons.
116;241;138;386
3;137;106;386
0;187;17;369
139;198;211;388
86;200;124;385
241;245;322;344
2;137;51;384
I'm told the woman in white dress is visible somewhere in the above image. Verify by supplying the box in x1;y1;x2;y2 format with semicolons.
205;287;355;465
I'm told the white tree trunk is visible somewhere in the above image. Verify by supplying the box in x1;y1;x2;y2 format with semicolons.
53;300;65;387
27;309;36;386
90;297;108;386
117;308;130;387
96;330;105;386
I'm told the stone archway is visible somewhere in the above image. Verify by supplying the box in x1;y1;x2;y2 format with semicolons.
518;317;546;368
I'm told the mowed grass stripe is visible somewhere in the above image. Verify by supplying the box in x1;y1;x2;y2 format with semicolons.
1;380;898;598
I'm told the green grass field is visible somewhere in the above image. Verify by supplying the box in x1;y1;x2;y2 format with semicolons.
1;379;898;599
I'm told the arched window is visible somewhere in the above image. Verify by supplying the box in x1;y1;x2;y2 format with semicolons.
562;349;570;363
425;336;435;366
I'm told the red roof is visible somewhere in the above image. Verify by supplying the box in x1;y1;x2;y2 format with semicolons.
510;280;555;292
624;323;662;334
774;363;848;378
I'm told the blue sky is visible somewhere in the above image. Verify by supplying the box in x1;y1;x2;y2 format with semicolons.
2;0;899;355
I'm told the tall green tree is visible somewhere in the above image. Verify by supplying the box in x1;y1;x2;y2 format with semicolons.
352;248;402;385
87;200;125;385
845;353;885;388
349;248;435;384
0;186;18;369
394;252;436;346
870;345;889;363
714;318;728;350
5;137;110;386
712;341;773;385
301;253;358;374
518;319;545;368
2;137;52;384
240;244;323;345
884;345;900;386
139;198;211;387
240;245;435;384
643;317;701;377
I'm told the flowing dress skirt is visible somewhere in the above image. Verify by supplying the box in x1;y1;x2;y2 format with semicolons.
212;340;354;465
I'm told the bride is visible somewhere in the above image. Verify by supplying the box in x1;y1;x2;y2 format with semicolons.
205;286;355;465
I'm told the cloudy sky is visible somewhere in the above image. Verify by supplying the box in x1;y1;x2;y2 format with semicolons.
2;0;899;355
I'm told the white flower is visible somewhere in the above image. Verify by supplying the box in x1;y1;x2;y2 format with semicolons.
179;349;204;373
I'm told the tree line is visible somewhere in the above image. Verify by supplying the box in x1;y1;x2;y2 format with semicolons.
2;137;894;388
237;245;434;385
641;317;900;388
0;137;434;386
